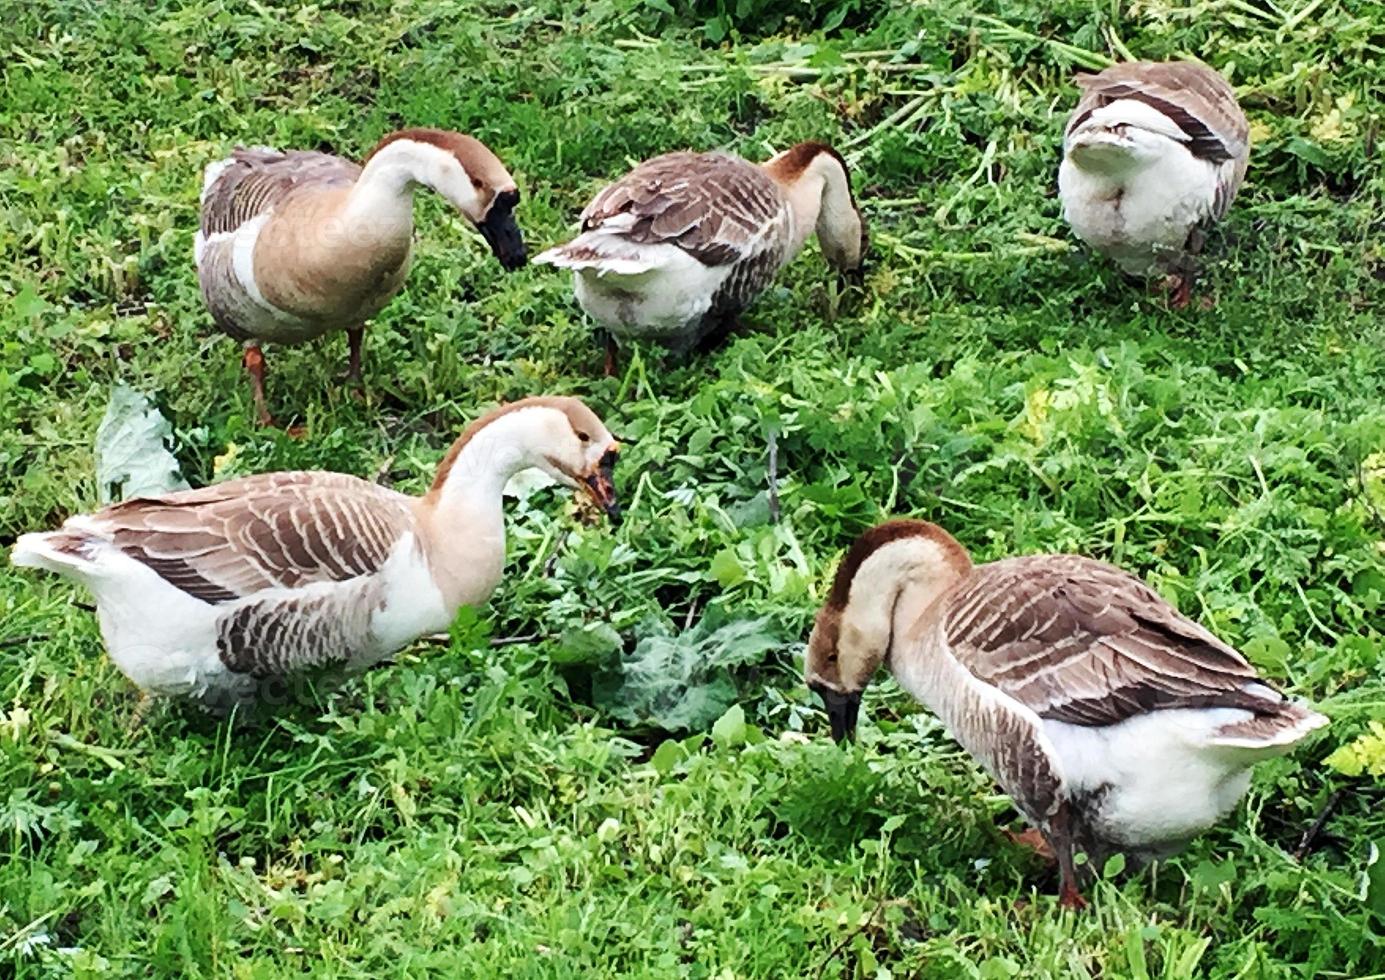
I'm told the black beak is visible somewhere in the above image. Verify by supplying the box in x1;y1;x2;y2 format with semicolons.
478;189;526;271
582;446;621;526
839;224;869;288
818;687;861;743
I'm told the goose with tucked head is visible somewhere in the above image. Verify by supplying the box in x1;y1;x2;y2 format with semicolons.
196;127;527;428
1057;60;1249;308
806;519;1325;908
11;397;618;711
535;141;866;374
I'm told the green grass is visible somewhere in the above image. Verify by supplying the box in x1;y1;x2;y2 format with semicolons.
3;0;1384;975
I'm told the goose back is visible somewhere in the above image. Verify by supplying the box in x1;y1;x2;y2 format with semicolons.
940;554;1271;726
88;472;415;603
196;148;411;343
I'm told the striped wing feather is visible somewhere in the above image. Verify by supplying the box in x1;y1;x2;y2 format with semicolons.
943;555;1266;726
1071;61;1249;220
200;148;361;238
90;472;414;604
579;152;786;267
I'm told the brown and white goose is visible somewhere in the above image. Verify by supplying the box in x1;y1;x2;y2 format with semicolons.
804;520;1326;907
533;142;866;373
11;397;618;710
1057;61;1249;307
196;128;527;427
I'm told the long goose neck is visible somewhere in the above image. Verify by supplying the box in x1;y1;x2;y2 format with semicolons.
423;409;555;523
772;152;857;258
412;407;564;613
835;534;972;687
339;143;432;243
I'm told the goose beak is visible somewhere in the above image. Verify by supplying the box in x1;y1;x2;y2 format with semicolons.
478;189;526;271
819;688;861;743
582;445;621;525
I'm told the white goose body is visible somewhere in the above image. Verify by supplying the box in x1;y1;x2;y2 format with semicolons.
568;222;739;343
535;143;865;353
58;501;445;703
1058;102;1224;276
11;398;620;710
892;615;1292;854
805;521;1326;905
1040;708;1264;850
1057;61;1249;290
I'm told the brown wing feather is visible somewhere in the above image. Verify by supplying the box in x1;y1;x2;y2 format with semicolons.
579;152;786;267
90;472;413;604
201;149;361;237
1070;61;1249;169
944;555;1270;726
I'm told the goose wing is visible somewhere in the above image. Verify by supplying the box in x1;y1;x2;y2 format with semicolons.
942;554;1270;727
85;472;414;604
199;148;361;239
573;151;787;267
1071;61;1250;219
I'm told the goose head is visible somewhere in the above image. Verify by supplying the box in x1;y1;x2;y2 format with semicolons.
365;128;528;270
764;142;868;273
529;397;622;524
1065;99;1188;176
428;396;621;523
805;520;971;741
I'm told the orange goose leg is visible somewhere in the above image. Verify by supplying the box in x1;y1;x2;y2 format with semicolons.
242;343;304;436
242;343;276;428
1050;802;1089;910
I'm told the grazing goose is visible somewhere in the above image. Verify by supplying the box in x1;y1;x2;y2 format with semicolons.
534;142;866;373
11;397;618;710
804;520;1326;908
196;128;527;427
1057;61;1250;307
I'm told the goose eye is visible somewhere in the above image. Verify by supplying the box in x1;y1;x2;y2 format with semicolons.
827;652;838;664
471;177;484;190
576;431;590;443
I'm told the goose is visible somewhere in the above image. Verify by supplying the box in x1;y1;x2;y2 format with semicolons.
10;396;619;710
804;519;1326;908
1057;61;1250;308
196;128;527;428
533;142;867;374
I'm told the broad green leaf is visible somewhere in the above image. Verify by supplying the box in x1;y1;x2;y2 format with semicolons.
711;703;746;748
554;622;623;666
592;614;783;732
708;548;747;587
649;739;683;776
1367;842;1385;921
1192;857;1237;891
94;384;188;504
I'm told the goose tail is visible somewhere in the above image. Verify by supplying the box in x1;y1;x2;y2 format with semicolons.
1209;696;1328;759
10;529;102;579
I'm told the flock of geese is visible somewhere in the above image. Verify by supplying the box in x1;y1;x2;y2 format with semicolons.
11;59;1326;907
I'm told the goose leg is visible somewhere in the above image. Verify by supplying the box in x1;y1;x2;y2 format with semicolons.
1049;803;1088;909
694;313;741;354
1168;273;1194;310
602;330;618;378
345;326;364;383
242;343;276;428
